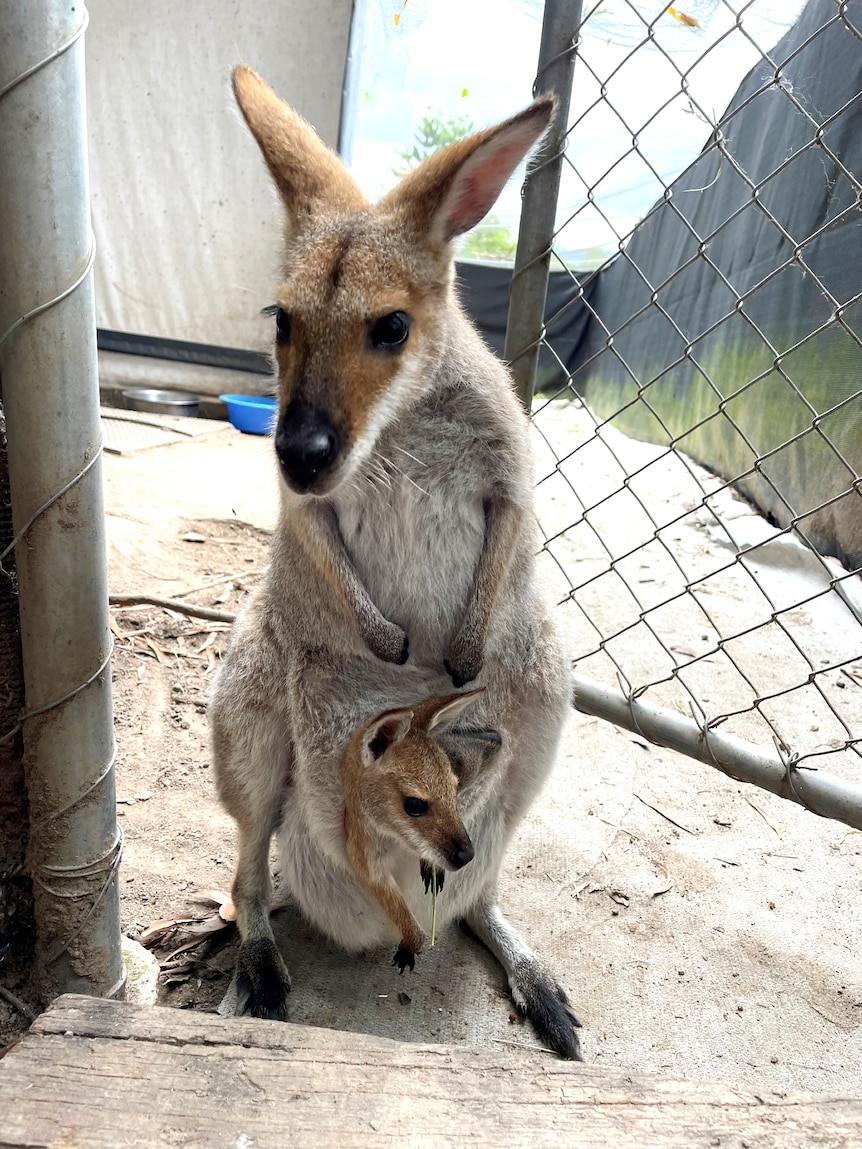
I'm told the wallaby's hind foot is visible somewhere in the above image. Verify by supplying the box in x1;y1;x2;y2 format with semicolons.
235;938;292;1021
465;899;583;1061
510;957;583;1062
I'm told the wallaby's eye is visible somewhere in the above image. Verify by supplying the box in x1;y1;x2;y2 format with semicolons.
275;307;291;345
403;797;428;817
370;311;410;350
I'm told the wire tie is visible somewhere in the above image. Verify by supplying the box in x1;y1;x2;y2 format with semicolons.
0;436;104;567
0;9;89;102
616;670;650;743
35;825;125;967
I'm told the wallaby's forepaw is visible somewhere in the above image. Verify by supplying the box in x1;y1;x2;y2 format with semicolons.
420;860;445;895
443;647;483;688
510;959;583;1061
368;621;409;666
236;938;292;1022
392;945;416;974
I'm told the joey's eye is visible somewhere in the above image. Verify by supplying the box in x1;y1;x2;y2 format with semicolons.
370;311;411;350
275;307;291;344
403;797;428;817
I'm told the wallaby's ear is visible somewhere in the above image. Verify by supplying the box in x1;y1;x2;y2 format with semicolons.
232;65;366;228
422;688;485;734
381;95;556;246
361;707;414;767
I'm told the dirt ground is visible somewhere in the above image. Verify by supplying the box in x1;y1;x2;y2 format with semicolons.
4;410;861;1096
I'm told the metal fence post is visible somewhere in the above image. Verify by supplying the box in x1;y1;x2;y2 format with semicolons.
505;0;583;411
0;3;124;1003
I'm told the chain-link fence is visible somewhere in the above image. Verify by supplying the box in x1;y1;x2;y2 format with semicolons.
507;0;862;828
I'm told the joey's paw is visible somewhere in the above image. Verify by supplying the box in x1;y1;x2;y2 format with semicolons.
443;650;483;689
511;959;583;1061
392;945;416;974
236;938;292;1022
369;622;409;666
420;860;445;895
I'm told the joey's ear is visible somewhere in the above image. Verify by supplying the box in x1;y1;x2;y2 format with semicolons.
232;66;366;227
361;708;414;767
421;688;485;734
381;95;556;245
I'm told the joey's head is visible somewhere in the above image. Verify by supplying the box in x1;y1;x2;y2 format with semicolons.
343;689;486;872
232;66;556;496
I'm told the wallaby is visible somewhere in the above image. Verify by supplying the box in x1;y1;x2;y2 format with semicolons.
341;690;483;974
211;66;582;1059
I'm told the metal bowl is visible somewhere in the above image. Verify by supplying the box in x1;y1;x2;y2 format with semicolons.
122;388;199;417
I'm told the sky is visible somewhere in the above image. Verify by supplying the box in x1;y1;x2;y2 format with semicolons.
342;0;808;265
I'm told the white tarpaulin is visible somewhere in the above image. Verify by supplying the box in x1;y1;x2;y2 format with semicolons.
85;0;353;393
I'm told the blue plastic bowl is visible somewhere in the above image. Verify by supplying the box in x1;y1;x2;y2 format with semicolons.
220;394;278;435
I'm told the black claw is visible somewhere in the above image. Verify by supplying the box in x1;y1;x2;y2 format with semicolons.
420;860;445;895
392;945;416;974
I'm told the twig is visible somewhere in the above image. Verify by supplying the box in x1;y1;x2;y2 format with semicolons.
0;984;36;1022
633;792;696;834
178;570;263;597
743;794;782;838
596;816;644;842
492;1037;557;1055
109;595;237;624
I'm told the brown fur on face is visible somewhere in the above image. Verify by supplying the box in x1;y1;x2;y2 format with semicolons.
339;689;483;962
270;215;449;488
232;66;555;495
342;690;482;874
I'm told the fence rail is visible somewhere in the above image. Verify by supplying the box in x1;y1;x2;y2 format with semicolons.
509;0;862;828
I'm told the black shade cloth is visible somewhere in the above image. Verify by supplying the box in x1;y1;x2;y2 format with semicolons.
573;0;862;569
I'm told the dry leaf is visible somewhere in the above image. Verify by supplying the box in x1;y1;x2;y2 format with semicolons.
668;7;700;28
194;632;217;655
144;635;170;665
162;919;229;963
138;915;198;947
189;889;231;907
609;890;629;907
189;889;237;922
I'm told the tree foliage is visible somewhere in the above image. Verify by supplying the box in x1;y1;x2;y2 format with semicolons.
395;109;519;261
394;110;475;174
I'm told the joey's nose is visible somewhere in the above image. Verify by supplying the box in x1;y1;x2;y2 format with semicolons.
275;400;340;491
447;836;475;870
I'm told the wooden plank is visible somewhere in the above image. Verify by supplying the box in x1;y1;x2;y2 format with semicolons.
1;994;860;1148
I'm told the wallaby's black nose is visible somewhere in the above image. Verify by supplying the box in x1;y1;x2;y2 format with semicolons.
447;836;475;870
275;400;340;491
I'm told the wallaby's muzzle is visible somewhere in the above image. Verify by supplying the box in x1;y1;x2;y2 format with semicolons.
446;834;475;871
275;400;341;492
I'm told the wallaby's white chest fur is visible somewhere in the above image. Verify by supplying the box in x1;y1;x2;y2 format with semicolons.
335;456;485;665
